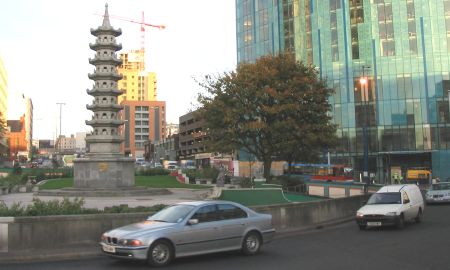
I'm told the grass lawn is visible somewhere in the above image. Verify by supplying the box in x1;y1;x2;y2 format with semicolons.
39;178;74;190
38;175;211;190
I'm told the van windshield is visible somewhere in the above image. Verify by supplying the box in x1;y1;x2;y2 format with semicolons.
367;192;401;204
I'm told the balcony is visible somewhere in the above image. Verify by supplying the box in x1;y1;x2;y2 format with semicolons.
90;27;122;37
85;119;124;127
89;56;122;66
89;42;122;52
88;72;122;81
86;88;124;96
86;103;123;111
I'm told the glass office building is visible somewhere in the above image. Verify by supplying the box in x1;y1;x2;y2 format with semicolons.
236;0;450;182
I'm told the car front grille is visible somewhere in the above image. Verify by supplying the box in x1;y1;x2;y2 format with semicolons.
364;214;384;218
106;237;118;244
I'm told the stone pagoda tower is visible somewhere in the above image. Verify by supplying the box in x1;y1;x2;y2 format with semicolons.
73;4;134;188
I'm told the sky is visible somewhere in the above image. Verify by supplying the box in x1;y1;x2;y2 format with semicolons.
0;0;237;140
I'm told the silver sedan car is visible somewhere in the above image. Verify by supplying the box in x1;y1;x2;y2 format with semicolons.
100;200;275;266
425;182;450;204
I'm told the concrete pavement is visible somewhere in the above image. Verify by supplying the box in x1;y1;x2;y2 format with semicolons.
0;188;212;210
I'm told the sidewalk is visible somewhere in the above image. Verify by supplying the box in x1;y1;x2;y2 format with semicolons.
0;188;211;210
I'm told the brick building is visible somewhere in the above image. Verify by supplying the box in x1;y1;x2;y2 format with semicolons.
7;116;27;161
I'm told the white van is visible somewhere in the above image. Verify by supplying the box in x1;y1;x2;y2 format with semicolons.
355;184;424;230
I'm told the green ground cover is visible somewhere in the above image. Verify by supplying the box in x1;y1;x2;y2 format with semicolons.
38;175;211;190
284;192;322;202
218;188;322;206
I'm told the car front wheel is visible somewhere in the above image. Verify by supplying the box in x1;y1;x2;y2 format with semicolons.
242;231;262;255
147;240;173;267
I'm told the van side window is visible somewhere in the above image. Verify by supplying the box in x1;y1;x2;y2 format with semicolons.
402;192;410;204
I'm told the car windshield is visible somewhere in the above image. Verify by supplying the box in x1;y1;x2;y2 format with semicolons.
147;204;195;223
431;183;450;190
367;192;401;204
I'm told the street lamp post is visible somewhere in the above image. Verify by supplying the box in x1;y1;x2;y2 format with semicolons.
56;102;65;153
359;65;371;191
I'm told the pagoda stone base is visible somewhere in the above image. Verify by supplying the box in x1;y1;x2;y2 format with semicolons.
73;157;135;188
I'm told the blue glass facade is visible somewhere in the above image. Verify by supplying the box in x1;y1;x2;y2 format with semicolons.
236;0;450;182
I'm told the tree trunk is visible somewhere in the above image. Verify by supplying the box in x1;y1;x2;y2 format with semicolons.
263;158;272;182
287;160;293;174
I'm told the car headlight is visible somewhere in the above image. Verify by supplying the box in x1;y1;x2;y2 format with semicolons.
385;212;397;216
118;239;143;246
100;234;107;242
356;212;364;218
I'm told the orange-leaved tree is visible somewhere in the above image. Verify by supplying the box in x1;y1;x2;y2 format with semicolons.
197;53;337;181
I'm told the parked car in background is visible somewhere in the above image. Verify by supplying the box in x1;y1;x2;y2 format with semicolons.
425;182;450;204
135;158;145;166
154;162;163;168
355;184;424;230
100;201;275;266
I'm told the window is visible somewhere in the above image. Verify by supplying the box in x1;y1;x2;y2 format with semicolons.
402;192;410;204
191;205;220;223
217;204;247;220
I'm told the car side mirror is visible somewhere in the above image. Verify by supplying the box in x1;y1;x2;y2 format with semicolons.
187;219;199;225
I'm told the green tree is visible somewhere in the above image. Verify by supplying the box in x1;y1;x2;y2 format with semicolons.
197;53;337;181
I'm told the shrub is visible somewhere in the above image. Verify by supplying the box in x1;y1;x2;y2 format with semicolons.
0;201;26;217
25;197;91;216
136;168;170;176
184;169;197;181
238;177;254;188
0;173;27;189
275;175;305;189
103;204;166;214
12;164;22;175
0;197;168;217
196;167;219;181
21;173;30;182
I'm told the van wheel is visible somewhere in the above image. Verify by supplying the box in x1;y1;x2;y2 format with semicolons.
397;214;405;229
415;208;423;223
